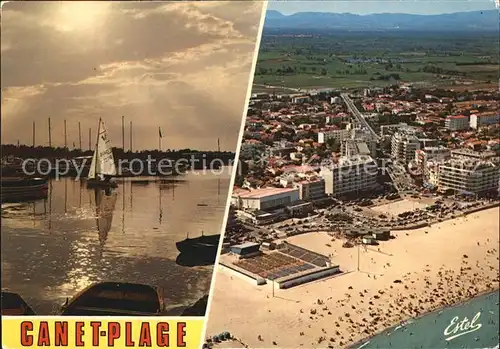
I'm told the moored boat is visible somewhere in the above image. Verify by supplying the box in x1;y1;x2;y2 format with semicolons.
1;176;49;203
1;290;36;315
60;282;164;316
176;232;221;261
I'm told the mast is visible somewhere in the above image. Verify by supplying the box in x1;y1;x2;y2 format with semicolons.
32;121;36;148
217;138;221;196
129;121;133;152
78;122;82;150
48;117;52;148
94;118;101;177
64;119;67;149
122;115;125;151
159;126;162;151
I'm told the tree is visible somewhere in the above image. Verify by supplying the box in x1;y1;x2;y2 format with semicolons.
326;138;341;152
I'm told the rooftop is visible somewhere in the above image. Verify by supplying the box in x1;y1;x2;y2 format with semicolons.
233;187;298;199
447;115;468;119
232;242;260;249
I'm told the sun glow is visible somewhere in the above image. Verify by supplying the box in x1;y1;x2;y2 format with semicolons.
52;1;112;33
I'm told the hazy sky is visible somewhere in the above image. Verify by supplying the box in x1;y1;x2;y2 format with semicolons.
2;1;264;151
268;0;498;15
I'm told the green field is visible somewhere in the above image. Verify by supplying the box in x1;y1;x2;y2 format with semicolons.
253;31;498;91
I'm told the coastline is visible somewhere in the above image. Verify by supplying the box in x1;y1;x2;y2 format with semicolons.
206;207;500;348
350;289;500;348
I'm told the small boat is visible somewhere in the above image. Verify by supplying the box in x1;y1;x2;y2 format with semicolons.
176;232;220;261
1;156;31;176
197;203;208;207
87;118;118;189
1;291;36;315
60;282;164;316
1;176;49;203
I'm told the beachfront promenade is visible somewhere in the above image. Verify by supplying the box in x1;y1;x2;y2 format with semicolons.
206;206;500;348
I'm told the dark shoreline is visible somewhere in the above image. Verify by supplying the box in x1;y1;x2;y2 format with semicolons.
349;288;500;349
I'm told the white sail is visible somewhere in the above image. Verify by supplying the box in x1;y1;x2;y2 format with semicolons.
96;119;117;176
88;151;97;179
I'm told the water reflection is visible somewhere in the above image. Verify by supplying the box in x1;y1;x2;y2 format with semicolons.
1;170;230;314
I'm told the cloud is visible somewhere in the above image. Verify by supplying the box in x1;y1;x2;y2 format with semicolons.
1;1;264;151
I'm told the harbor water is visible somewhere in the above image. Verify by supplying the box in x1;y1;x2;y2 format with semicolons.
1;170;230;315
355;291;500;349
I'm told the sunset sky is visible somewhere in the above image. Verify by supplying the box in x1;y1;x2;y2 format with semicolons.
1;1;263;151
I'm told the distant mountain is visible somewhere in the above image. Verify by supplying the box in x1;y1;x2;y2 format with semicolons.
264;10;499;31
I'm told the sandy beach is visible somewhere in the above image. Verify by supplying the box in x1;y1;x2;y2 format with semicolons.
206;207;500;348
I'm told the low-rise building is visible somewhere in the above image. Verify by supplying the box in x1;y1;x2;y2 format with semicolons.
292;95;311;104
320;155;378;197
231;187;300;211
318;129;350;144
266;141;296;158
380;123;410;137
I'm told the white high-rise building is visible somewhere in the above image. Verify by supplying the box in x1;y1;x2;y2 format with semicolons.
445;115;469;131
320;155;378;196
437;159;499;194
470;113;499;129
391;129;420;164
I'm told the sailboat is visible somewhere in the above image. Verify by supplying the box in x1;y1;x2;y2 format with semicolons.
87;118;118;189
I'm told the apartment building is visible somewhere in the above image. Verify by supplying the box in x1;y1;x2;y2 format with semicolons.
451;149;497;161
445;115;469;131
293;178;326;201
391;130;421;164
415;147;451;167
317;129;350;144
320;155;378;197
436;159;499;194
342;140;372;158
470;113;500;129
349;127;377;158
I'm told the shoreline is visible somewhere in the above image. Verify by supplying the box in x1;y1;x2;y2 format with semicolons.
206;207;500;348
349;288;500;348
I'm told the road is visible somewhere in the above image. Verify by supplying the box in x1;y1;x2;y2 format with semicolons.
253;83;303;93
340;93;381;141
386;162;417;194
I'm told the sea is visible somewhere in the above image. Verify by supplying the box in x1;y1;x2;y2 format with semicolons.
354;291;500;349
1;169;230;315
